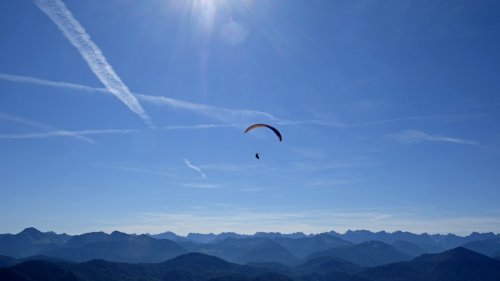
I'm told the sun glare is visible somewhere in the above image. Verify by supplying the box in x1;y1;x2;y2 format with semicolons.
191;0;222;32
184;0;254;33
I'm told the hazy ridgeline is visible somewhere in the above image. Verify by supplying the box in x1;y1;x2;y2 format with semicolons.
1;228;500;280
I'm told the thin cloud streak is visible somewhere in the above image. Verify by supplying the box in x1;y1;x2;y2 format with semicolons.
0;122;241;142
0;74;485;130
276;119;347;128
0;73;107;94
95;163;183;179
182;183;221;189
0;113;95;144
198;162;263;172
183;159;207;178
0;73;276;125
0;113;242;144
161;124;235;131
394;130;480;146
352;114;487;127
94;208;500;236
0;128;138;141
33;0;152;127
137;94;277;125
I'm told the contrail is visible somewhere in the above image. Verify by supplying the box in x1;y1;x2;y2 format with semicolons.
0;122;239;142
0;73;107;94
136;94;277;125
0;73;277;125
0;128;139;141
161;124;236;130
183;159;207;178
394;130;480;146
0;113;95;144
33;0;153;127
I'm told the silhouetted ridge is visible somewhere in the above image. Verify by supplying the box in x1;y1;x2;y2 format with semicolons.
45;232;187;263
294;256;363;275
413;246;498;264
186;233;218;243
238;239;296;264
65;232;109;247
151;231;185;241
254;232;307;239
110;231;129;238
307;240;410;267
2;227;500;272
461;237;500;257
17;228;43;238
274;233;352;258
7;260;78;281
391;240;428;257
2;248;500;281
0;228;70;258
162;252;239;271
361;247;500;281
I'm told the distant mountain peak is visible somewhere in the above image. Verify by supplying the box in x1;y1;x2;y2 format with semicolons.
163;252;237;270
18;227;43;237
414;246;492;264
254;231;307;239
19;227;41;233
361;246;500;281
446;246;499;258
362;240;388;246
174;252;223;260
443;246;474;256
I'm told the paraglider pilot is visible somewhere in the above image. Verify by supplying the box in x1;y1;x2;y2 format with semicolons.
244;124;282;160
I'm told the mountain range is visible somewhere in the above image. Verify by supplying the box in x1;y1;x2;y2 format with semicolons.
1;247;500;281
2;228;500;280
1;227;499;266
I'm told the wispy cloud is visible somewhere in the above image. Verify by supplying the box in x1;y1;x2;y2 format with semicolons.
0;73;276;125
92;207;500;235
352;114;487;127
275;119;347;128
0;73;107;94
136;94;277;125
394;130;480;146
198;162;263;172
95;163;184;179
33;0;152;127
0;129;138;141
0;113;95;144
161;124;235;131
0;73;486;131
183;159;207;178
182;183;221;189
70;129;139;135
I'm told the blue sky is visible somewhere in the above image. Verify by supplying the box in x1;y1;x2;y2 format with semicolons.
1;0;499;235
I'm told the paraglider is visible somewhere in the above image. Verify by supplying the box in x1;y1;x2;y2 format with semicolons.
244;124;282;141
244;123;282;159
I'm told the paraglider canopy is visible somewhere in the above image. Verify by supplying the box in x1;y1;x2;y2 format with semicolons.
244;124;283;142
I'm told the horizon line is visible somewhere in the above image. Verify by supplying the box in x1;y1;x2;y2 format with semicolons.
7;226;499;237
